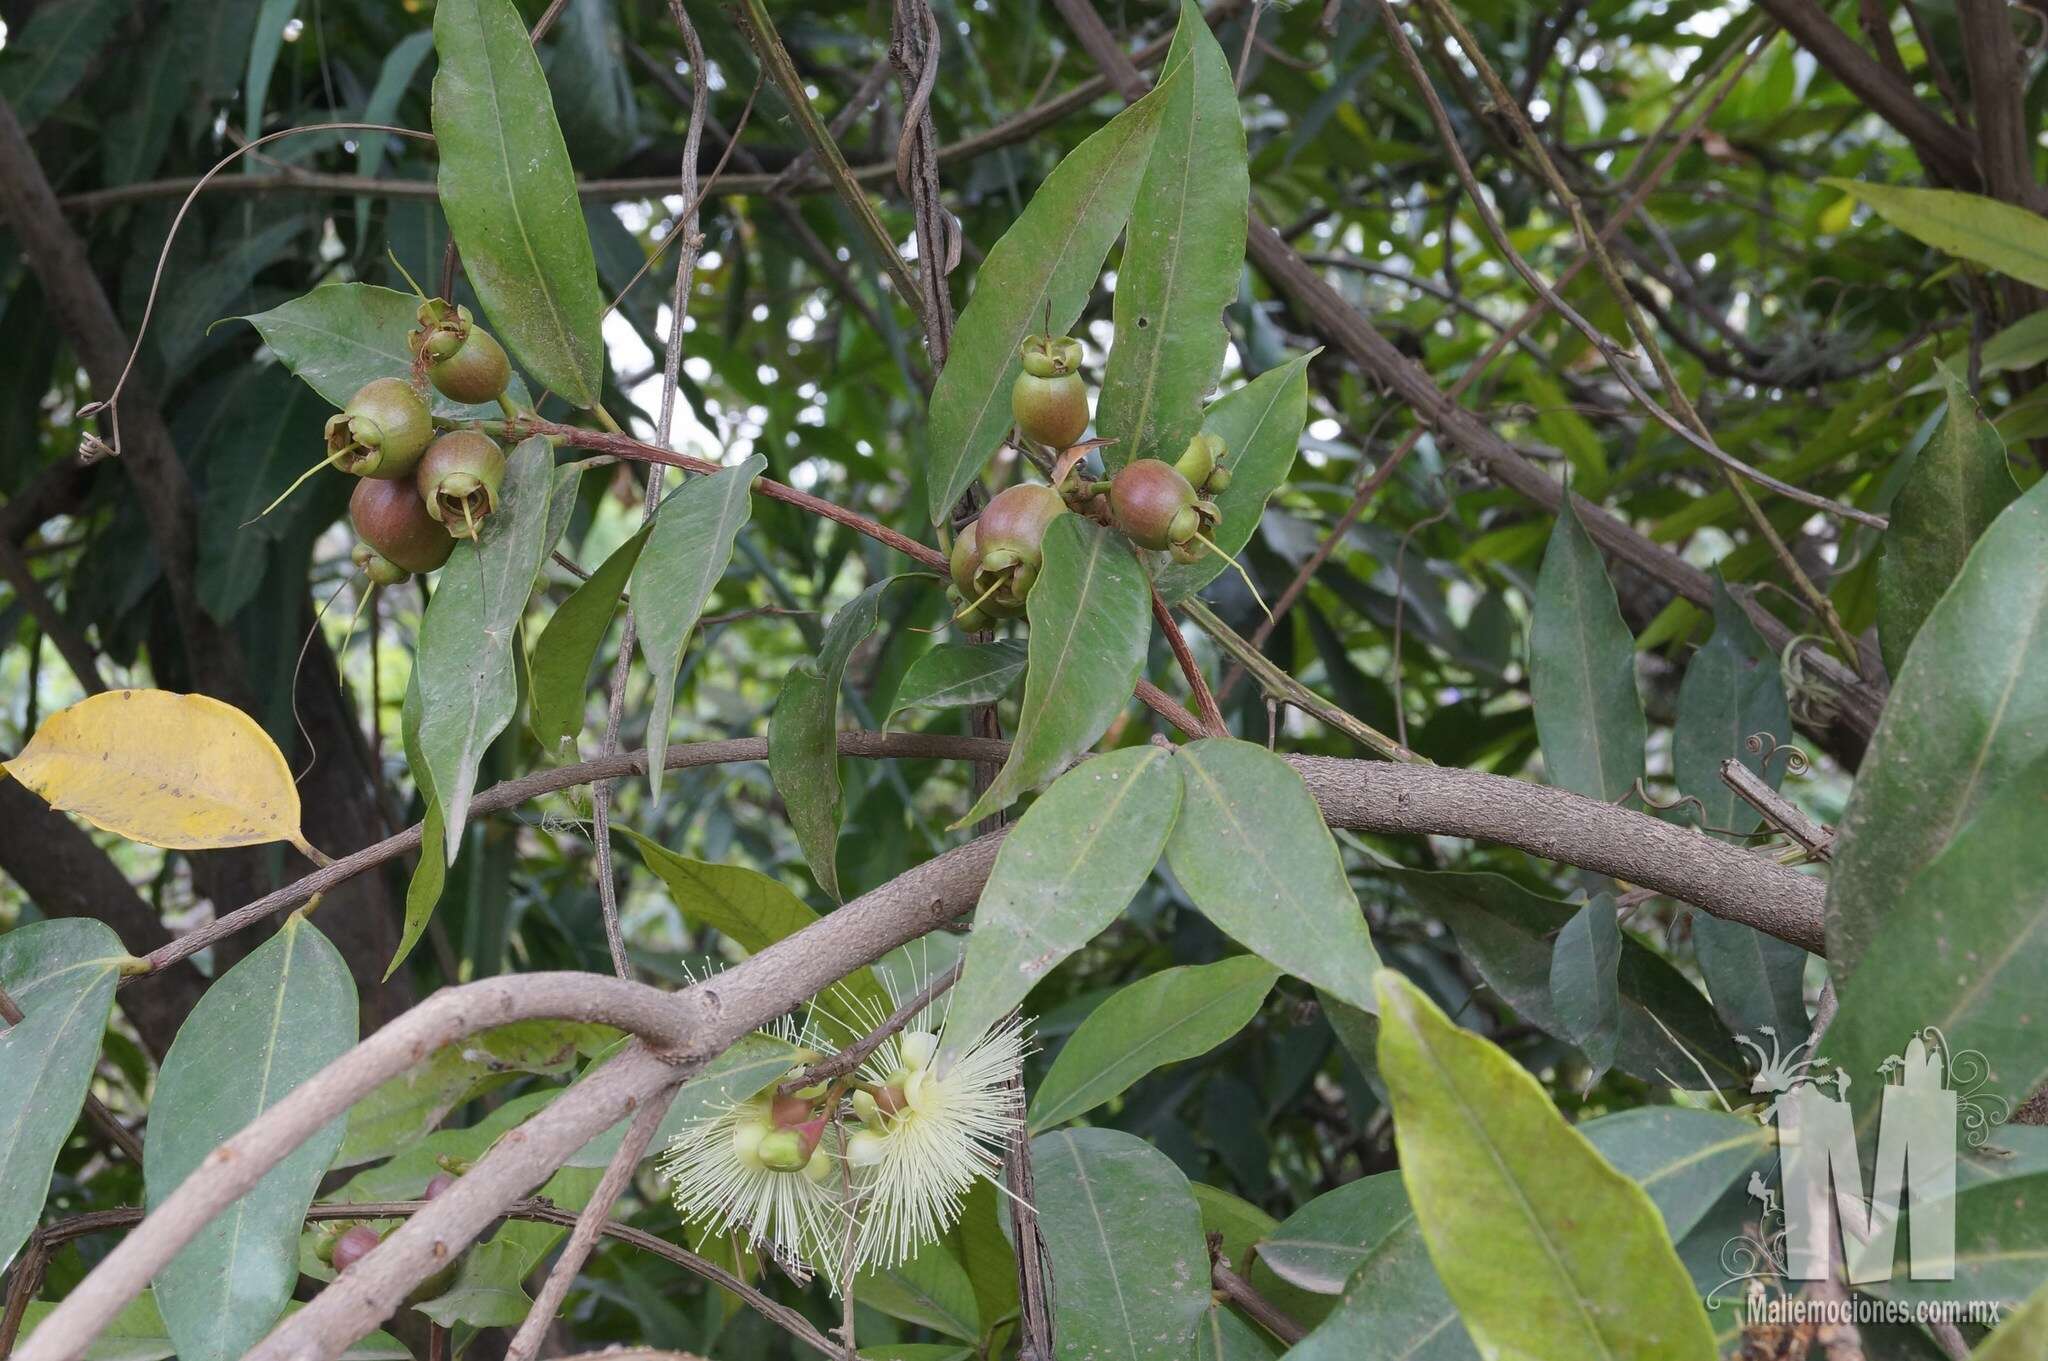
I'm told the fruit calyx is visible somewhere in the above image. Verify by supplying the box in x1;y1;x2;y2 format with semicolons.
415;430;506;539
324;378;433;479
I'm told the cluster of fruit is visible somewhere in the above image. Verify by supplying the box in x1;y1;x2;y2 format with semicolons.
313;1168;462;1295
947;332;1235;627
338;300;516;586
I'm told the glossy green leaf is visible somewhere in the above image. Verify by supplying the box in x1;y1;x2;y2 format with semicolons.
1876;361;2018;675
941;746;1182;1071
1550;893;1621;1085
1828;179;2048;291
412;1238;532;1327
1154;352;1316;602
1829;475;2048;974
945;1179;1020;1344
528;525;649;753
1865;1170;2048;1308
416;436;557;857
1165;738;1380;1014
1029;956;1276;1132
0;919;123;1275
432;0;605;405
1971;1276;2048;1359
1672;578;1790;838
960;517;1151;824
630;456;764;802
1530;497;1645;802
1382;867;1747;1089
857;1247;981;1343
1255;1172;1411;1295
924;69;1181;521
338;1019;605;1166
769;577;908;900
889;640;1028;718
1374;969;1715;1361
1032;1127;1210;1361
196;368;330;623
1097;1;1248;470
238;283;529;420
0;0;128;131
1282;1107;1766;1361
544;0;638;173
1195;1304;1283;1361
147;915;357;1361
1691;911;1810;1049
391;669;445;979
16;1295;410;1361
353;31;436;232
1826;750;2048;1127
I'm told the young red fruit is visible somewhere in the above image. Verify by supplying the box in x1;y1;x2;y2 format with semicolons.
1011;334;1089;449
959;482;1067;619
415;430;506;539
423;1172;457;1200
330;1224;382;1273
350;477;454;575
325;378;434;479
1109;458;1205;551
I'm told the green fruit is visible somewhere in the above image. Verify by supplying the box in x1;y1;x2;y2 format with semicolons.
351;543;409;587
415;430;506;539
324;378;433;479
1012;334;1089;448
350;477;454;575
1109;458;1203;551
961;483;1067;618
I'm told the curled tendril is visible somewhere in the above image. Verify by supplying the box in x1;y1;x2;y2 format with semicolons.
1744;732;1811;776
1621;780;1780;840
1778;635;1844;724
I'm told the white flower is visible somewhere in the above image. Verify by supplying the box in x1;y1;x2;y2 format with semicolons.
844;1008;1029;1272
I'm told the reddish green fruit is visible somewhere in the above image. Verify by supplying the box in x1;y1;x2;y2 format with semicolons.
350;477;454;575
351;543;409;587
1175;432;1232;495
424;1172;456;1200
1109;458;1207;551
331;1224;381;1273
959;482;1067;619
325;378;433;479
1011;334;1089;449
412;302;512;405
949;521;983;597
415;430;506;539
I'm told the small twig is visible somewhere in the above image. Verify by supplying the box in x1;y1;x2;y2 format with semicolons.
0;1235;48;1359
0;538;105;695
781;958;964;1093
1719;758;1833;860
0;985;144;1166
1152;593;1228;736
1207;1234;1306;1345
505;1099;667;1361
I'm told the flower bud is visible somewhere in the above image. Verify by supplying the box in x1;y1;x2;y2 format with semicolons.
844;1129;888;1168
898;1030;939;1071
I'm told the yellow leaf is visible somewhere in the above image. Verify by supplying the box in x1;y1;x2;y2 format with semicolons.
2;690;313;855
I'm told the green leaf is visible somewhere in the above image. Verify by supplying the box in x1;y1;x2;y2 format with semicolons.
1194;1304;1283;1361
1549;894;1621;1085
413;1238;532;1327
416;436;558;856
1530;497;1645;802
1096;1;1248;471
769;577;908;900
629;456;764;802
1029;956;1277;1132
1281;1107;1766;1361
1971;1276;2048;1359
16;1294;411;1361
528;525;649;753
238;283;530;420
196;369;331;624
339;1020;603;1166
924;69;1181;522
1517;364;1607;495
0;0;128;131
889;641;1028;718
1164;738;1380;1014
1863;1170;2048;1308
959;518;1151;824
1877;361;2019;674
1381;868;1747;1089
1828;179;2048;291
544;0;639;173
147;915;358;1361
1825;749;2048;1127
1032;1128;1210;1361
941;746;1182;1071
0;919;123;1275
391;670;446;979
1255;1172;1412;1295
1154;352;1316;602
622;829;890;1041
1691;912;1810;1050
1828;475;2048;975
1373;969;1715;1361
945;1179;1020;1344
431;0;606;406
857;1247;982;1343
1672;578;1790;838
